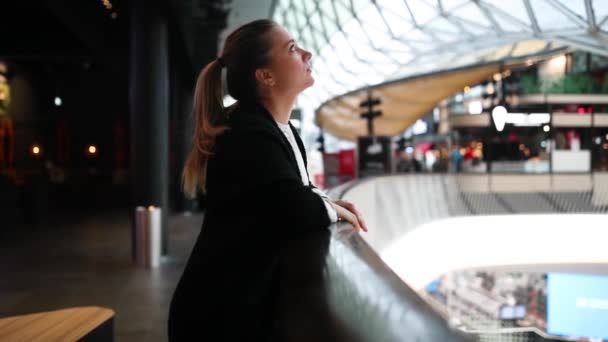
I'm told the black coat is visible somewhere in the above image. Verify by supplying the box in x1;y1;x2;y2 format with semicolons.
168;101;331;341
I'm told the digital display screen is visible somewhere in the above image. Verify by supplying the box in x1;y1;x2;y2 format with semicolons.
548;273;608;339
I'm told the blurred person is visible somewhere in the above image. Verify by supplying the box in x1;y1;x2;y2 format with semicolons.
168;19;367;341
424;149;436;171
451;145;462;173
435;146;449;172
555;131;567;149
413;151;423;172
464;143;474;161
395;150;413;173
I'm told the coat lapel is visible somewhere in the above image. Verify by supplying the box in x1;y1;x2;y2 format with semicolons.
252;103;302;181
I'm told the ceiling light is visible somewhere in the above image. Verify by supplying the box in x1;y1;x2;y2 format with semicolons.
31;144;42;157
468;100;483;115
87;145;98;156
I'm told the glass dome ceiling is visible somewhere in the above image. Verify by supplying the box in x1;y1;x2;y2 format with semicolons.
273;0;608;130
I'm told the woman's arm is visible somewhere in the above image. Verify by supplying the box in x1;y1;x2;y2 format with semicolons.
330;200;367;232
310;184;366;232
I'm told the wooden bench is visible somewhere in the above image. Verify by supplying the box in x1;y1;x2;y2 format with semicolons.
0;306;114;342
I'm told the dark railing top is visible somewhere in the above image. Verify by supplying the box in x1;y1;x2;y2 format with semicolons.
277;220;472;342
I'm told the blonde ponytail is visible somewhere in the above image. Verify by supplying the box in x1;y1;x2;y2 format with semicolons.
182;59;227;197
183;19;278;197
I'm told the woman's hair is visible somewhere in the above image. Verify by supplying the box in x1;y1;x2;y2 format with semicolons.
182;19;277;197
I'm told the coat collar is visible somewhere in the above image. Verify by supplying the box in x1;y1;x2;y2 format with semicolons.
233;100;308;182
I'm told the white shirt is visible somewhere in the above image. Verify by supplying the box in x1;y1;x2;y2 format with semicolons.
275;121;338;223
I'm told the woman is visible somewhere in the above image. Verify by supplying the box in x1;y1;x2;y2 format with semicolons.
168;19;367;341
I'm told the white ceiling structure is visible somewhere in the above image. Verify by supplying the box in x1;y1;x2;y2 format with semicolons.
271;0;608;141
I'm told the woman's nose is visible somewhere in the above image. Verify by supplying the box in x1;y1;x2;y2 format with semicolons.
303;49;312;62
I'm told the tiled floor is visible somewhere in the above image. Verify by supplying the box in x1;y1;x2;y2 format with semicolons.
0;209;203;342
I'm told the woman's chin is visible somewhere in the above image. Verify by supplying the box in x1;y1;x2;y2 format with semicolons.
296;76;314;94
305;76;315;88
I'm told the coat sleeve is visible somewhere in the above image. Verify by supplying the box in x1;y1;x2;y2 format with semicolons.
215;129;331;237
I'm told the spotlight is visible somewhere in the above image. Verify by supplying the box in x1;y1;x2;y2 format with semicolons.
86;145;98;156
31;144;43;157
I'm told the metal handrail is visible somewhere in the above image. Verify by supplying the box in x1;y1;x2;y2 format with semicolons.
275;184;472;341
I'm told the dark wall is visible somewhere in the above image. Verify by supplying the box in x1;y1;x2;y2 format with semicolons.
3;60;127;173
0;58;131;221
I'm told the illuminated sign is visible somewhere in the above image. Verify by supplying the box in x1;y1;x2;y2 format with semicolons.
492;106;550;131
505;113;550;127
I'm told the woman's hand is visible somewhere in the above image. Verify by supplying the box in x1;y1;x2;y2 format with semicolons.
330;200;368;232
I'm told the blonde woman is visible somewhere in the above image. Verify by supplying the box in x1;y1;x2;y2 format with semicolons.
169;19;366;341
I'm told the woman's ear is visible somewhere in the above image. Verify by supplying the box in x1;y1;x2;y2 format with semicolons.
255;68;275;87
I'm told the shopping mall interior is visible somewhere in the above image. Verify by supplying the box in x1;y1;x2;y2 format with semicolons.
1;0;607;341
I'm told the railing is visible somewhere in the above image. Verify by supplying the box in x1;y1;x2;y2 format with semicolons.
338;173;608;252
277;212;472;341
330;173;608;342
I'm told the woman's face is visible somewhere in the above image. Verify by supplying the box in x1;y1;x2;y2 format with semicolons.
262;26;313;95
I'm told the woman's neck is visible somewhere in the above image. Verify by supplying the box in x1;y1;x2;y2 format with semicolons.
260;94;296;124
